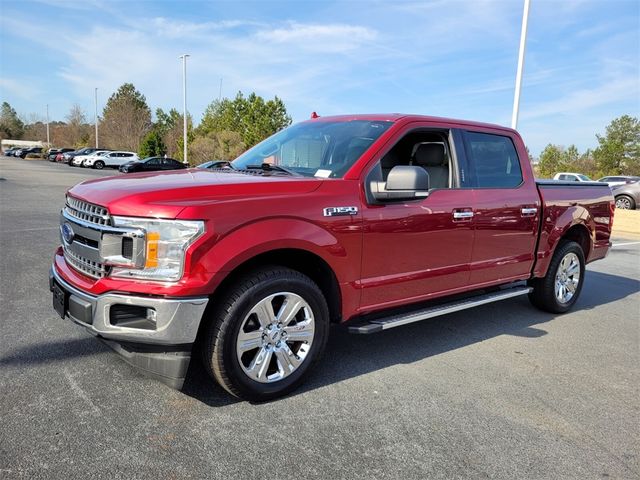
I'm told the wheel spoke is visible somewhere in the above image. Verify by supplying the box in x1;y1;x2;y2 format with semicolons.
284;321;314;342
276;296;303;327
253;299;276;328
237;329;263;352
566;278;578;293
246;347;273;381
566;262;579;276
274;345;301;374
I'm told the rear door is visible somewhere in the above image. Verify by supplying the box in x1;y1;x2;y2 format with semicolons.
461;130;540;285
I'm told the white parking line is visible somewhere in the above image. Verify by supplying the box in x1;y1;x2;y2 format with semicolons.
612;241;640;247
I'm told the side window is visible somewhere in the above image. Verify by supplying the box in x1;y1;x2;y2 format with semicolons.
375;130;453;189
464;131;523;188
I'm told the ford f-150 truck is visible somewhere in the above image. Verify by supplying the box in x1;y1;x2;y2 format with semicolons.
49;114;614;401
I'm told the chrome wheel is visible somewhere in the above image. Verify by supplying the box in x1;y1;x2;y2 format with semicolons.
615;196;633;209
236;292;315;383
555;252;580;304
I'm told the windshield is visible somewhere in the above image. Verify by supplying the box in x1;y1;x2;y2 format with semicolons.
578;174;591;181
231;120;393;178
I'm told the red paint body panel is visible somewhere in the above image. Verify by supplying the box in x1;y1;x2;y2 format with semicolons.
54;114;613;326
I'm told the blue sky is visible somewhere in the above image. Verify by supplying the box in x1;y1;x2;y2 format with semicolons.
0;0;638;155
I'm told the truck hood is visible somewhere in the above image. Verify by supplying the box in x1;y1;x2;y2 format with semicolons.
68;169;323;218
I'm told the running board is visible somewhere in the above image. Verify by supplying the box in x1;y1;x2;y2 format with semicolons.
348;286;532;334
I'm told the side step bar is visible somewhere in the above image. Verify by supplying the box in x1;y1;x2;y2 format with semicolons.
348;286;532;334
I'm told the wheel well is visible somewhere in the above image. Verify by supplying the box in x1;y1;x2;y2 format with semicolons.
210;249;342;323
561;224;591;258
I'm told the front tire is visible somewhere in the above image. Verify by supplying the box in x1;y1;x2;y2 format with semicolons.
202;266;329;401
529;241;585;313
94;160;104;170
615;195;635;210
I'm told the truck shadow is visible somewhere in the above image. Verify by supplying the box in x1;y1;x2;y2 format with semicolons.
183;270;638;405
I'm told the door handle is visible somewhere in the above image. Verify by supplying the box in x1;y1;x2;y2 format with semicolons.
453;211;474;219
521;207;537;216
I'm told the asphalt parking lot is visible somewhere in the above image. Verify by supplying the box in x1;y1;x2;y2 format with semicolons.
1;157;638;479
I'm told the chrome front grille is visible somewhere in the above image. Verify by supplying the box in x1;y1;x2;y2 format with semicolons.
62;195;111;279
64;249;109;279
65;196;111;226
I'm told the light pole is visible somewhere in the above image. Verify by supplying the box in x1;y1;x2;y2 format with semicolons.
45;104;50;146
511;0;531;130
179;54;190;164
94;87;99;148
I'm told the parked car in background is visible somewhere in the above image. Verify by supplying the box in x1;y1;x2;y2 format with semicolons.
196;160;231;169
89;151;138;169
597;175;640;187
48;148;74;162
80;151;113;168
119;156;187;173
72;150;110;167
553;172;592;182
611;181;640;210
3;147;20;157
17;147;43;158
63;148;102;165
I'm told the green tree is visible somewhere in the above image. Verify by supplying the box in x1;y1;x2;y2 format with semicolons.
189;130;245;166
199;92;291;148
0;102;24;139
538;144;565;178
593;115;640;176
139;130;167;158
101;83;151;151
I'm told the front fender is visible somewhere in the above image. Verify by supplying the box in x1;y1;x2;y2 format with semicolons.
194;217;360;293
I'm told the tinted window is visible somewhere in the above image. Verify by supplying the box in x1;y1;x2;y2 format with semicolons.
146;158;160;166
465;132;523;187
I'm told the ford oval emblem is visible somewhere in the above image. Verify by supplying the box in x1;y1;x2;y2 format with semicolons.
61;223;75;244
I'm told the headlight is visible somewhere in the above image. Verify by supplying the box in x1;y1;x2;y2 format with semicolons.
110;216;204;282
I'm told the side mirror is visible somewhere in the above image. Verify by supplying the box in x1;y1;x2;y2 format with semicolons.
370;165;430;201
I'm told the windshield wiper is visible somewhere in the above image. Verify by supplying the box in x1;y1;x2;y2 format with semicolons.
245;163;298;176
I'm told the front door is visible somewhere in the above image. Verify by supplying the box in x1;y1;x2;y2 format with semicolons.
358;126;475;312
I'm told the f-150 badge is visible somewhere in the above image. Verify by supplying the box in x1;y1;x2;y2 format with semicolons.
323;206;358;217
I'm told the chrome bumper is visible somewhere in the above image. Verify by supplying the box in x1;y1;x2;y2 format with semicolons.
49;266;209;346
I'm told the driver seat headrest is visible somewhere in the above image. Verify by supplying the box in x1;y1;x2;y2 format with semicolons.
413;143;446;167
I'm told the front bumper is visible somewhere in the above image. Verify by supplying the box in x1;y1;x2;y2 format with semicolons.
49;266;209;388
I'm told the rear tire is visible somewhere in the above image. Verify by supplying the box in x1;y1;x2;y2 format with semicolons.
202;266;329;401
615;195;635;210
94;161;104;170
528;241;585;313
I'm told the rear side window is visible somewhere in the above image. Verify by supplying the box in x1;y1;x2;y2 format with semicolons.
465;131;523;188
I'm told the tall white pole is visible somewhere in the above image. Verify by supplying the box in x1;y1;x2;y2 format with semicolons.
45;104;50;145
511;0;531;130
94;87;99;148
179;54;190;164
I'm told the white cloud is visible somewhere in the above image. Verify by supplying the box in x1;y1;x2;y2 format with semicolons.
0;78;41;99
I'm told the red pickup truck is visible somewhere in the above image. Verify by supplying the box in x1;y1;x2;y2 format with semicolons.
50;114;614;400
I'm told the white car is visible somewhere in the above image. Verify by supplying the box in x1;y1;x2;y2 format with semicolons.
553;172;592;182
73;150;111;167
88;151;139;169
81;150;113;168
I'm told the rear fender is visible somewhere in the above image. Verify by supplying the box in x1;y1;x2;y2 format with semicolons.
533;205;594;278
